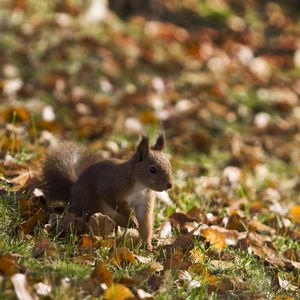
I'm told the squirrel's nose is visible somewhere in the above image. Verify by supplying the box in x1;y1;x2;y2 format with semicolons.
166;182;172;189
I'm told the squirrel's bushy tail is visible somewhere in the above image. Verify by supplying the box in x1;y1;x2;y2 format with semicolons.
42;141;101;206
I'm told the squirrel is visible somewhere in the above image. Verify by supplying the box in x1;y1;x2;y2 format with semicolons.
42;135;173;250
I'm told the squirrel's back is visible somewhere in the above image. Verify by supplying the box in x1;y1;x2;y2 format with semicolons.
42;141;101;206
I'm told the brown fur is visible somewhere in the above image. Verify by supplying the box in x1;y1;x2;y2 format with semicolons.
42;136;173;249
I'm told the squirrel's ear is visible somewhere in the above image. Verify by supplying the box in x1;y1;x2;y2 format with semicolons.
152;134;164;151
136;136;149;161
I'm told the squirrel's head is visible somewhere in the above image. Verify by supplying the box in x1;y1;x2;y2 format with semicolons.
132;135;173;192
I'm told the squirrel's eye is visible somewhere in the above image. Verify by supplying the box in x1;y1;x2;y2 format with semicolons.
149;165;158;175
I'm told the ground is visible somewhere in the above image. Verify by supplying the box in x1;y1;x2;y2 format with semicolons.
0;1;300;299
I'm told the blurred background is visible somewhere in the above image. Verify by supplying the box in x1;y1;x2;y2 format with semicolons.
1;0;300;180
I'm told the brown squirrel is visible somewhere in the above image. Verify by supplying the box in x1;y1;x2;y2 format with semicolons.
42;135;173;250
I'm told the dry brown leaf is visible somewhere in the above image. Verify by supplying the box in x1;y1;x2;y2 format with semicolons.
187;206;208;224
74;255;95;265
250;242;285;268
217;275;249;292
19;208;47;235
282;248;300;261
18;199;39;218
171;235;194;251
0;253;19;276
169;212;196;228
226;214;247;232
118;277;139;287
109;248;136;266
164;247;192;270
284;259;300;271
90;262;113;287
11;170;34;188
32;238;57;259
88;212;116;237
103;283;134;300
248;219;275;235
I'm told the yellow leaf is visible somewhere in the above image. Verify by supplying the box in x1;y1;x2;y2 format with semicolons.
201;227;227;251
103;284;134;300
289;205;300;223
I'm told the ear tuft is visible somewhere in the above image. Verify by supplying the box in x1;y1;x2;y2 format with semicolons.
152;134;165;151
136;135;149;161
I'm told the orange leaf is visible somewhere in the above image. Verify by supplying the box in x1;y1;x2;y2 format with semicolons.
109;248;136;266
0;253;19;276
90;262;113;287
103;284;134;300
289;205;300;223
78;235;94;251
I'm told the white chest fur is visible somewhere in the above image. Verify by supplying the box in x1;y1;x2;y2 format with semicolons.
126;183;146;207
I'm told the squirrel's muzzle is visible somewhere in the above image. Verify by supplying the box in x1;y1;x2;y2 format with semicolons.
166;182;172;189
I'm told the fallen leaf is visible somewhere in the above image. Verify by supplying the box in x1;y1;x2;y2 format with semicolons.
169;212;196;228
276;273;298;291
189;248;205;263
171;235;194;251
217;275;249;292
74;255;95;265
78;235;94;251
32;238;57;259
88;212;116;237
109;248;136;266
201;226;240;252
18;199;39;218
103;284;134;300
289;205;300;223
90;262;113;287
19;208;47;235
187;206;208;224
248;219;275;235
0;253;19;276
163;247;192;270
210;260;235;270
226;214;247;232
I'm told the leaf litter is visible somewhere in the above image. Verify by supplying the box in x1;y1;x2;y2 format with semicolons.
1;0;300;299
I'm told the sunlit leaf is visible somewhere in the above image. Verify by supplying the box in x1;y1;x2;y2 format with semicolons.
103;284;134;300
109;248;136;266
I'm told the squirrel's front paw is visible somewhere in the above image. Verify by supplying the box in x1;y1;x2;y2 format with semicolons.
146;242;153;252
